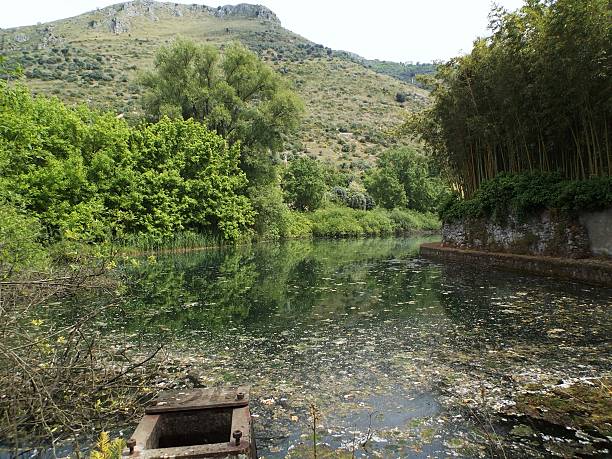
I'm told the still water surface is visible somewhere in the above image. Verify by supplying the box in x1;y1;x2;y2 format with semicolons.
64;237;612;457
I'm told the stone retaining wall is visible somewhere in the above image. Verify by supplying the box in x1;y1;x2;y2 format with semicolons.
442;207;612;259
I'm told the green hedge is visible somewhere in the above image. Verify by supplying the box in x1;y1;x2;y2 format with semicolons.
440;173;612;222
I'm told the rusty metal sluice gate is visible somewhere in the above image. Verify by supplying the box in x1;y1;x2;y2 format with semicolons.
126;386;256;458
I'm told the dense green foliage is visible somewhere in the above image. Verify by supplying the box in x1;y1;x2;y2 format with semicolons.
439;173;612;222
310;207;391;237
309;207;439;238
0;53;441;271
139;39;304;235
278;149;444;235
0;81;253;245
364;148;449;212
140;39;303;153
0;204;48;277
407;0;611;195
0;43;443;275
282;157;327;211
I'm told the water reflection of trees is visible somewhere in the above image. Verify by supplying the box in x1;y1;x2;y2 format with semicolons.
112;238;439;338
118;249;257;335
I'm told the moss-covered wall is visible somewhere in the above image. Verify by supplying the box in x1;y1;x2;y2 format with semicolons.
442;208;612;259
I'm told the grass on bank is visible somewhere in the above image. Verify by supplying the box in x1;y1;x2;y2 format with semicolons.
1;191;440;271
116;206;440;252
2;203;439;276
113;231;226;254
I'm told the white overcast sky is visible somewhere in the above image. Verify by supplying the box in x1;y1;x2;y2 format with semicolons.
1;0;525;62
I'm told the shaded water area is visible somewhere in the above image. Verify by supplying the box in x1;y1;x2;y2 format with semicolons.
37;238;612;457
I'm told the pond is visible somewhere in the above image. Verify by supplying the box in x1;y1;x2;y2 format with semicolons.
54;237;612;457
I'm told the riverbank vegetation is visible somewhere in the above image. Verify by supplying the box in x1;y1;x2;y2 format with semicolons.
407;0;611;197
0;42;444;274
440;172;612;222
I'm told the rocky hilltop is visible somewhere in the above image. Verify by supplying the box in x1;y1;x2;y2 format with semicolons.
1;1;280;43
90;1;281;34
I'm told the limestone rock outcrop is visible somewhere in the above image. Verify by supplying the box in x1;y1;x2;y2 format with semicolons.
88;1;280;35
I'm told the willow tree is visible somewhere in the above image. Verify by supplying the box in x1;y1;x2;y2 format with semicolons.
140;39;303;156
405;0;611;196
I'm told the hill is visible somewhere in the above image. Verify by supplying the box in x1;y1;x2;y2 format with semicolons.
0;1;429;167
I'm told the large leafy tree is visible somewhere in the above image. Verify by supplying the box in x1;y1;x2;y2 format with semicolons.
140;39;303;237
282;157;326;211
364;148;447;212
363;168;407;210
140;39;303;154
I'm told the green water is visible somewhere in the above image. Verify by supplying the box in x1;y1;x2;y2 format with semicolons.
58;237;612;457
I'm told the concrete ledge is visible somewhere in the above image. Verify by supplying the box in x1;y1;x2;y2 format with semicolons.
420;243;612;287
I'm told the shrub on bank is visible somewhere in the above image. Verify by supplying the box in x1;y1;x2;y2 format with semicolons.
284;211;314;239
310;207;363;237
114;231;224;253
356;209;394;235
440;173;612;223
0;204;49;276
249;181;289;241
389;208;440;232
306;206;439;238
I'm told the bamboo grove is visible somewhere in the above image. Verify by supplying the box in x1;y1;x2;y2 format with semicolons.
407;0;611;196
